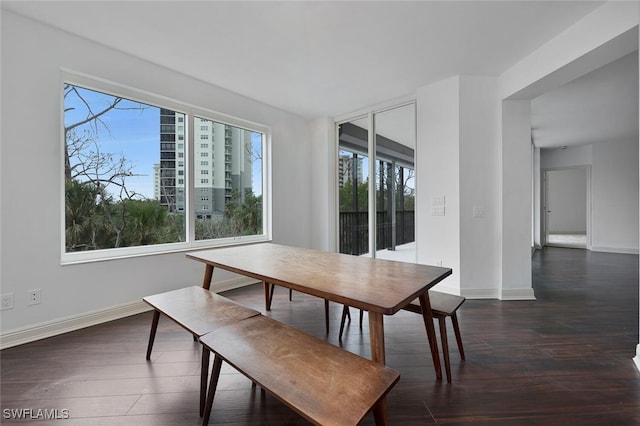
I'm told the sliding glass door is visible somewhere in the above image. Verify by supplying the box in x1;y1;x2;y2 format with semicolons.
338;116;370;257
337;103;415;262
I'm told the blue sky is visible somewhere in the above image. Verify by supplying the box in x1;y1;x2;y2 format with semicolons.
65;85;263;200
65;85;159;198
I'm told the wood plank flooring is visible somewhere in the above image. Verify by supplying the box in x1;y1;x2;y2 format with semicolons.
2;247;639;425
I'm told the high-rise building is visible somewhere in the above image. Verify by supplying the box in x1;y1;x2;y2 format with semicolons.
157;111;254;219
158;109;184;213
338;153;364;187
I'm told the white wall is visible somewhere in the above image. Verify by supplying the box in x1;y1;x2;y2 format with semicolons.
458;76;502;298
309;117;336;252
541;145;593;169
416;76;501;298
540;142;639;253
636;23;640;372
416;77;461;293
501;100;535;299
0;11;312;342
592;139;639;253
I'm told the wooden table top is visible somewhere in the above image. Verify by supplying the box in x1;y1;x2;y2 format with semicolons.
187;243;452;315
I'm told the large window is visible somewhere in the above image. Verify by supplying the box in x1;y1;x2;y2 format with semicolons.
62;75;269;263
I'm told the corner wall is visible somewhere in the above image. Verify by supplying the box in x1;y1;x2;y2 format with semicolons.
416;77;461;293
416;76;502;298
501;100;535;299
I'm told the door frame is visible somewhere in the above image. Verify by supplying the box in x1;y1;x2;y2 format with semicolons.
542;165;592;249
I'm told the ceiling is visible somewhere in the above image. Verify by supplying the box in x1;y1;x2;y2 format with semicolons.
531;50;638;149
2;1;637;149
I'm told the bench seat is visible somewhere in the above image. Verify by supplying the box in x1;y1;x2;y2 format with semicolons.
200;315;400;426
143;286;261;414
403;291;466;383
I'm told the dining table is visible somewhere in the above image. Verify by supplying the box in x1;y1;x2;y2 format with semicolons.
186;242;453;424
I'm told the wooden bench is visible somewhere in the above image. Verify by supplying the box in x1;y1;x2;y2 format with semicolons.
340;290;466;383
143;286;261;414
403;291;466;383
200;315;400;426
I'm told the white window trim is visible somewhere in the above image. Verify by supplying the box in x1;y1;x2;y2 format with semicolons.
60;70;272;265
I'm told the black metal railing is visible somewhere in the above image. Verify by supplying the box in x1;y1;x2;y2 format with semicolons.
339;211;415;256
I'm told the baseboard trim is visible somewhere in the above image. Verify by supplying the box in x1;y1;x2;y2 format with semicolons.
501;288;537;301
0;301;153;350
634;345;640;372
0;277;259;350
453;287;537;300
459;288;501;299
591;246;639;255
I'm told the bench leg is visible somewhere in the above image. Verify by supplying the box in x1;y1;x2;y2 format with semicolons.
438;316;452;383
146;310;161;361
200;347;210;417
451;313;465;360
324;299;329;334
339;305;350;340
202;354;223;426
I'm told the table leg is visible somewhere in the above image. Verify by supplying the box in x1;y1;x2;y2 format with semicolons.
263;281;271;311
368;312;386;364
202;265;214;290
419;292;442;380
369;312;388;425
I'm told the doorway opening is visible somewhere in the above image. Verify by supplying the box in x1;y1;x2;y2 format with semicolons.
543;166;591;249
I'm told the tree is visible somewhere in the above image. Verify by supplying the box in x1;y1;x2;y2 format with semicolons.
63;83;185;251
65;179;105;251
120;200;183;246
339;178;369;212
224;190;262;236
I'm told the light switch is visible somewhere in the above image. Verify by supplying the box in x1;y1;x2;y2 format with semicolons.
432;206;445;216
431;195;445;205
473;206;485;218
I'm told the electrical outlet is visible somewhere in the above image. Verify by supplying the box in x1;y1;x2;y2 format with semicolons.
27;289;41;306
1;293;14;310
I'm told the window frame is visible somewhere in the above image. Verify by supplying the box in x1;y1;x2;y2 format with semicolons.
60;71;272;265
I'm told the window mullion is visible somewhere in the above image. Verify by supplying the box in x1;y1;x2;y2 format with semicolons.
186;112;195;243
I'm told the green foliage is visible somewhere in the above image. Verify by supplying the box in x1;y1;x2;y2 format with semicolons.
223;190;262;236
65;179;105;251
119;199;184;246
339;176;415;213
65;178;184;251
339;178;369;212
66;179;262;251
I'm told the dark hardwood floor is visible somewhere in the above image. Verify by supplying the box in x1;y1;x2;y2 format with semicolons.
2;247;639;425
